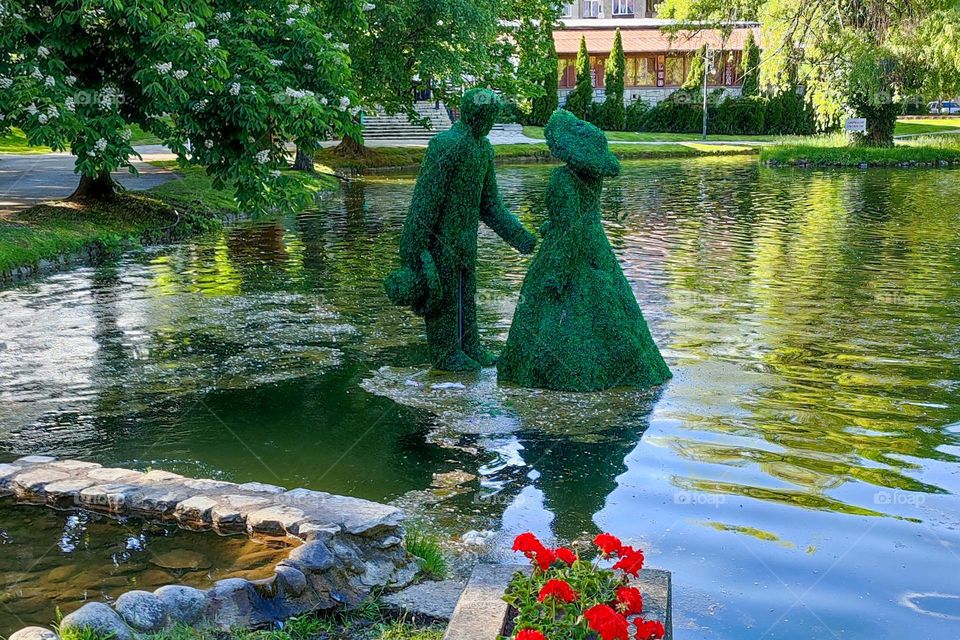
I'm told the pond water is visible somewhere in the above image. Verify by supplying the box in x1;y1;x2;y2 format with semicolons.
1;157;959;638
0;499;293;633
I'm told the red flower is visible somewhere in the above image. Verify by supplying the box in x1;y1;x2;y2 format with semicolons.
555;547;577;565
613;546;645;576
532;546;556;571
594;532;623;556
584;604;630;640
616;586;644;614
634;619;665;640
513;532;545;555
537;579;578;603
515;630;547;640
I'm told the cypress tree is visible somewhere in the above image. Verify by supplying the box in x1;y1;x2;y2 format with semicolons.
682;45;707;97
564;36;593;119
602;28;626;131
531;37;560;126
740;31;761;97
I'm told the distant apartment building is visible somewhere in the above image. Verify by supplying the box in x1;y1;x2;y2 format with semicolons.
555;2;759;105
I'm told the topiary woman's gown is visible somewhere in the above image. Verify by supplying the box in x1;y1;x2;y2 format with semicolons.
497;110;671;392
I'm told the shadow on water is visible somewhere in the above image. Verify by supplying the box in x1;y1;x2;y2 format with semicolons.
1;157;960;638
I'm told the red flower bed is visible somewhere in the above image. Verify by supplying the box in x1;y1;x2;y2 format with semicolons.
503;532;666;640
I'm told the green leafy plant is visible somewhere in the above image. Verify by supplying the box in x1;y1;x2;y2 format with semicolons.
405;526;449;580
601;29;626;131
564;36;593;119
503;532;665;640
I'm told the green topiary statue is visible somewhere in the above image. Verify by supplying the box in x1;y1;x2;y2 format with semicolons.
386;88;537;371
497;109;672;391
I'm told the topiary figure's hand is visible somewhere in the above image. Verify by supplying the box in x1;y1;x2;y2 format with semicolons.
384;251;442;317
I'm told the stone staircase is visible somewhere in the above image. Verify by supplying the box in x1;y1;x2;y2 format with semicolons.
362;101;453;143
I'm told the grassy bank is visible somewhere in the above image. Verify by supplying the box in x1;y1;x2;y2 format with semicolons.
894;117;960;136
0;125;162;154
761;135;960;167
318;141;756;172
521;125;777;143
0;165;336;277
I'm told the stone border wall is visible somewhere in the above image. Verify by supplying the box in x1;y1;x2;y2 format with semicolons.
0;456;418;639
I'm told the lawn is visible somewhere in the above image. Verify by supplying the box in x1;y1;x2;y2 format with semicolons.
316;140;757;172
0;165;336;276
0;125;162;154
761;134;960;167
894;118;960;136
521;125;778;143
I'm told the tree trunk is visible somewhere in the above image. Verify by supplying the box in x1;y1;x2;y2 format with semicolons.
68;171;117;200
334;132;369;158
849;101;898;148
291;147;315;172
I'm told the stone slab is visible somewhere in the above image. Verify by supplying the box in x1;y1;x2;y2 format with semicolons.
443;564;522;640
383;579;467;622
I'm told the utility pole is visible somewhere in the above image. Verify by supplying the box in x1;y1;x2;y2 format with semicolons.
702;44;710;141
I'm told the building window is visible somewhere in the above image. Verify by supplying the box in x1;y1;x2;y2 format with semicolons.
625;56;657;86
665;55;686;86
646;0;659;16
582;0;601;18
561;3;573;17
613;0;635;15
558;58;577;89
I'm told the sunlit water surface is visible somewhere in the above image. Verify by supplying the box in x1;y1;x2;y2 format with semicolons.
1;157;959;638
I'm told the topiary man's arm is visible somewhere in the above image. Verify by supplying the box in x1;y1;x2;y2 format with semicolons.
479;147;536;254
398;138;455;267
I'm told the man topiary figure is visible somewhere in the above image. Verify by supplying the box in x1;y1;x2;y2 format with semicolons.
497;110;671;391
386;88;537;371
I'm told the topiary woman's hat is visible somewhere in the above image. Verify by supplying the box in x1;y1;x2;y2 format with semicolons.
544;109;621;178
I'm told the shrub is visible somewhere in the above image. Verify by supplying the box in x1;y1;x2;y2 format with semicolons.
601;29;627;131
624;100;650;132
504;531;666;640
565;36;593;119
530;38;560;126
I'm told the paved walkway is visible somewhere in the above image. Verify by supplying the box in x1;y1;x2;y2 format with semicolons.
0;145;177;216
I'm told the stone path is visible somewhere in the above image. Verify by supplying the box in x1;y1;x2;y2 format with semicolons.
0;145;177;215
0;456;417;638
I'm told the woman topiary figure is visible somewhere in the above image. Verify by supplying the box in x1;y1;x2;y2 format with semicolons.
386;88;537;371
497;109;671;391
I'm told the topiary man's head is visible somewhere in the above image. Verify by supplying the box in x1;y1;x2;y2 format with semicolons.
460;88;502;138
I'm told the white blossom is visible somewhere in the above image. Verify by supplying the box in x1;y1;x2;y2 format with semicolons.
120;128;132;141
319;96;328;105
303;63;314;71
64;96;75;111
324;32;333;39
204;139;214;148
285;17;296;25
37;113;48;124
285;87;306;100
270;170;281;178
299;5;308;15
26;103;38;114
31;67;43;80
229;82;241;96
255;150;270;164
362;3;376;10
173;69;188;80
44;75;55;87
65;75;76;86
338;96;350;111
215;11;231;22
269;59;284;67
46;105;59;118
334;42;349;51
94;138;108;152
206;38;219;49
183;21;196;31
154;62;172;75
0;77;11;89
37;46;49;58
287;3;299;12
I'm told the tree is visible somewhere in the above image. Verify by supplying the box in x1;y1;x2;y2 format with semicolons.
683;46;707;95
530;36;560;126
602;29;626;131
564;36;593;119
0;0;362;211
740;30;761;96
660;0;960;147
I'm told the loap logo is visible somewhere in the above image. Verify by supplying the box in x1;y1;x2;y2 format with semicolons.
674;490;725;507
874;490;925;507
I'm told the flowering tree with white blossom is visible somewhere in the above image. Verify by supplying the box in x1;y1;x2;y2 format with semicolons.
0;0;363;213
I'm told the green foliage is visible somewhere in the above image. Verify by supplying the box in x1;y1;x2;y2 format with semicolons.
682;46;708;98
624;100;651;131
404;526;449;580
498;110;671;392
0;0;361;213
601;29;627;131
530;37;561;126
385;89;536;371
740;30;761;96
637;90;816;135
564;36;594;119
762;135;960;166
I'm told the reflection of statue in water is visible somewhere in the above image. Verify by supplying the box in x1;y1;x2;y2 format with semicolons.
498;110;671;391
385;89;537;371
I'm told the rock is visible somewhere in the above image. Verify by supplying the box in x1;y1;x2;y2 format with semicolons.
205;578;274;629
44;477;98;508
114;590;170;632
460;530;494;547
175;496;219;529
238;482;285;494
128;486;192;519
296;523;339;541
383;579;466;622
274;566;307;597
283;540;335;572
0;463;20;495
49;460;101;473
246;505;308;536
141;470;186;484
296;493;403;537
14;456;57;465
59;602;134;640
87;468;144;483
8;627;59;640
12;469;71;500
154;585;208;625
443;565;524;640
78;483;139;512
211;495;272;533
150;549;212;571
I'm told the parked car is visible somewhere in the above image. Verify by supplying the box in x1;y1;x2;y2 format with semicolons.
928;101;960;114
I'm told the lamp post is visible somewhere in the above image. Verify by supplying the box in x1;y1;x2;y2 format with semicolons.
702;44;712;141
